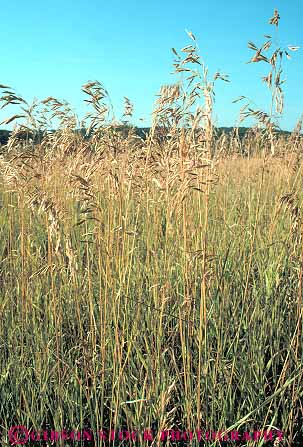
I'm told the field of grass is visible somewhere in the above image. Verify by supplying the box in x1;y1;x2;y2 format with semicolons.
0;14;303;445
0;131;303;446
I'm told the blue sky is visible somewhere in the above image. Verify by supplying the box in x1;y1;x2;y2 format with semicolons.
0;0;302;130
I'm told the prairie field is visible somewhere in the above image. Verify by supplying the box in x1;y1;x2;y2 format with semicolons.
0;18;303;446
0;125;303;447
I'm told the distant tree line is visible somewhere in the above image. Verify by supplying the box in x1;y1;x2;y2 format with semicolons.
0;126;292;146
0;130;10;145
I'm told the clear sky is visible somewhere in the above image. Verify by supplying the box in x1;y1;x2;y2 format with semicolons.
0;0;302;130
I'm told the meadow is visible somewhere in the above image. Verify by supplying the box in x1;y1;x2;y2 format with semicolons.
0;13;303;447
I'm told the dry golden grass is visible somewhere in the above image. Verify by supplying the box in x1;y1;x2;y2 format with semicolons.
0;9;302;446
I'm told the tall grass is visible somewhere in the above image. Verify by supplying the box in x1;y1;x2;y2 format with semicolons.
0;10;302;447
